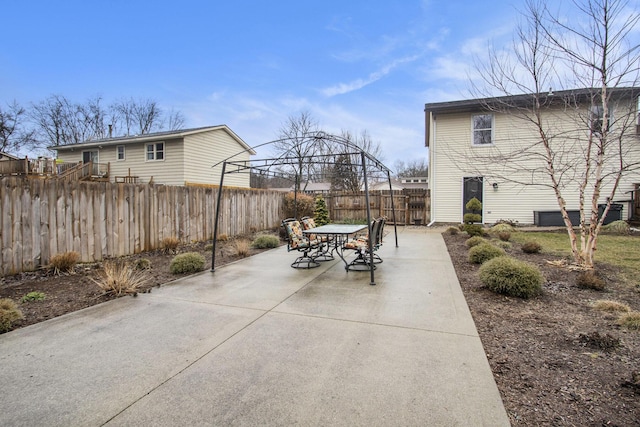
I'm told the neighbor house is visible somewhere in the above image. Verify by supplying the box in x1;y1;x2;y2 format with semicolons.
50;125;255;188
425;87;640;225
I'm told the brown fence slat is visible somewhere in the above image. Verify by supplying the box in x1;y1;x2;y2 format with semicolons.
0;178;430;275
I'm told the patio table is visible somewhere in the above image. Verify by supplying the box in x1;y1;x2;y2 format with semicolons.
303;223;368;268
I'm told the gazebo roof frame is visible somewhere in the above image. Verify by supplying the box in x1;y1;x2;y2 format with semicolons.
211;131;398;286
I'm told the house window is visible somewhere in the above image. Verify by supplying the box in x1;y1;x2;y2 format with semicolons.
472;114;493;145
117;145;125;161
590;105;611;134
146;142;164;161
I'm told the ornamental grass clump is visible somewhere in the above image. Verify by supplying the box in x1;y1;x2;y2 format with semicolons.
479;256;544;299
0;298;24;333
468;243;505;264
251;234;280;249
521;241;542;254
601;220;630;235
465;236;486;248
234;239;251;257
161;237;180;254
170;252;205;274
49;251;80;274
593;300;631;313
497;231;511;242
576;270;606;291
92;260;149;296
617;311;640;331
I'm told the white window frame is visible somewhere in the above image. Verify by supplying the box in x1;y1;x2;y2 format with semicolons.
590;105;613;134
471;114;494;146
116;145;125;161
145;142;165;161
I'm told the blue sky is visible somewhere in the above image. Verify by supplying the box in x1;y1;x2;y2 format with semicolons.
0;0;619;168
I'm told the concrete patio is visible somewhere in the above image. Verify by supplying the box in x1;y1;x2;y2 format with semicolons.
0;226;509;426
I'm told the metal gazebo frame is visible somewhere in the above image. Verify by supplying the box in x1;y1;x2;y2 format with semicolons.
210;131;398;286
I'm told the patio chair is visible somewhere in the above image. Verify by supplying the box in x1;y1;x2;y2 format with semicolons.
281;218;321;268
300;216;334;261
342;217;385;271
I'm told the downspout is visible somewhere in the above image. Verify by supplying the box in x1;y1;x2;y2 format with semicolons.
427;110;436;227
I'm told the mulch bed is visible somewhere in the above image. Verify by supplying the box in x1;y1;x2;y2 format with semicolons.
443;231;640;426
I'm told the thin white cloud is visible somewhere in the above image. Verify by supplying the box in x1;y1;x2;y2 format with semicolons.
321;55;419;97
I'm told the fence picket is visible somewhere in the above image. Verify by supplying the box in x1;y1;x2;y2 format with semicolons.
0;178;429;275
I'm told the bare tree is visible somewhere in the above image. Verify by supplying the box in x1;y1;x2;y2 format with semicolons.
110;97;165;136
273;111;324;191
0;101;36;154
328;129;384;192
394;158;428;178
165;109;185;131
31;95;90;147
461;0;640;268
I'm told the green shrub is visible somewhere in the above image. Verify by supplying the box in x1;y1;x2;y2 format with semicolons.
314;195;330;226
134;258;151;270
252;234;280;249
617;311;640;330
576;270;606;291
0;298;24;333
465;197;482;212
170;252;206;274
463;224;484;237
21;292;46;302
204;243;214;251
490;223;516;233
468;243;506;264
49;251;80;274
465;236;486;248
463;213;482;224
494;240;512;250
479;256;544;298
602;220;630;235
445;226;459;235
521;241;542;254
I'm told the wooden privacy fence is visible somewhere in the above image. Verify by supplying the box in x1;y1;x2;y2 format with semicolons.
0;177;285;276
324;189;430;225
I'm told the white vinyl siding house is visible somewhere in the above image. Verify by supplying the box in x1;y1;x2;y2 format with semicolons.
51;126;255;188
426;88;640;225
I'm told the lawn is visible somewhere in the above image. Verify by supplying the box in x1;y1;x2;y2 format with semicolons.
509;230;640;284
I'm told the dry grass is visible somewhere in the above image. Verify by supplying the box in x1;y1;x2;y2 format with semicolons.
49;251;81;274
618;312;640;331
0;298;24;333
161;237;180;254
592;300;631;313
234;239;251;257
217;233;229;242
91;260;149;296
